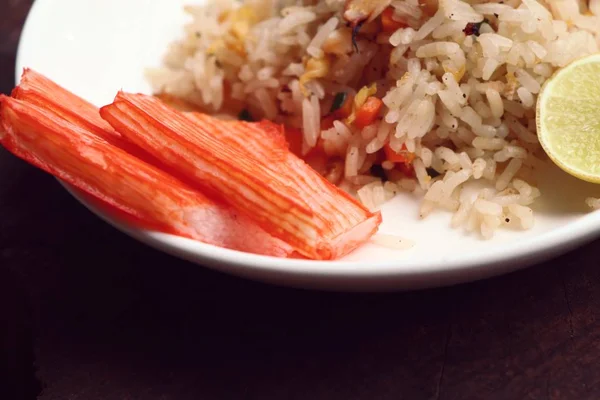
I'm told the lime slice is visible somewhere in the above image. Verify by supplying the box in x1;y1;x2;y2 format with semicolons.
537;53;600;183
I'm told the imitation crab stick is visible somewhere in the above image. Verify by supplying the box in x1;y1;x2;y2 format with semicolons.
12;69;210;191
0;95;292;257
11;69;123;145
11;69;159;163
101;93;382;260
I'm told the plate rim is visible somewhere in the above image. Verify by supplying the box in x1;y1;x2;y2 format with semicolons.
13;0;600;290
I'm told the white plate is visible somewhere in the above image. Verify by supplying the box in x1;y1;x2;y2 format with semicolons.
16;0;600;291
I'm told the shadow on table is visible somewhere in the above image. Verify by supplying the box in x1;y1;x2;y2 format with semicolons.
0;264;42;400
27;234;600;400
1;154;599;400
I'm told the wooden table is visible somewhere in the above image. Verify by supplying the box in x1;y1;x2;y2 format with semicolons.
2;1;600;399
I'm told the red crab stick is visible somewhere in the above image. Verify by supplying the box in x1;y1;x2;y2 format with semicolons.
12;69;124;145
12;69;212;187
101;92;382;260
11;69;159;163
0;96;292;257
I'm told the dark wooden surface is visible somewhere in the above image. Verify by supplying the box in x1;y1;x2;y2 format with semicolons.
2;1;600;399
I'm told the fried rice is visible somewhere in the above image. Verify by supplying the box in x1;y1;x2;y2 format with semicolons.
147;0;600;239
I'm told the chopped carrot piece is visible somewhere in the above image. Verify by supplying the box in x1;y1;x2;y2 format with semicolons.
419;0;438;17
320;115;336;130
101;93;381;260
384;143;415;164
384;143;416;178
354;96;383;129
396;161;415;178
0;95;292;258
381;7;406;33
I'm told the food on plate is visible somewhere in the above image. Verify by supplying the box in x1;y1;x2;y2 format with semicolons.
148;0;600;238
587;197;600;210
12;69;122;144
11;69;170;166
343;0;393;28
0;70;380;260
536;53;600;184
0;95;294;257
100;92;382;260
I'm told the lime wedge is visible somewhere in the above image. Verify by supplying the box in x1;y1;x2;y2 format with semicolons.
537;53;600;183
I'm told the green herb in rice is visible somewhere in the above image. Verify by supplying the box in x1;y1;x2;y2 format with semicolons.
330;92;348;113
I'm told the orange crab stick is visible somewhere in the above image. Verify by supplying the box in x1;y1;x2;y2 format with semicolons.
101;93;382;260
0;96;292;257
11;69;158;163
12;69;123;145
